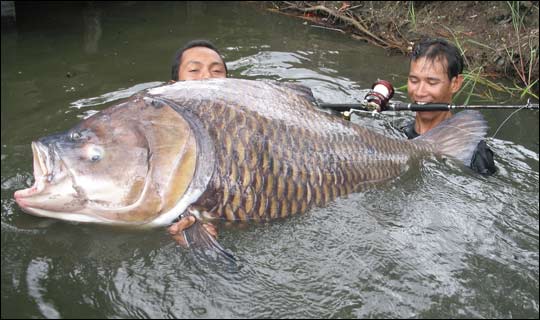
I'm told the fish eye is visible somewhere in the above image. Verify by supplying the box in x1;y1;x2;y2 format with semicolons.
70;131;82;140
87;145;104;162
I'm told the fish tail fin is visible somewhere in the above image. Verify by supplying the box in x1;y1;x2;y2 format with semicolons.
183;219;236;263
412;110;488;166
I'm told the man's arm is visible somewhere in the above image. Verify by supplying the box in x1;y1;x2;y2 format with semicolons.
168;216;218;247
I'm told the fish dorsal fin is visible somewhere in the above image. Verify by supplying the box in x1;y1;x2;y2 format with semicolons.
263;80;316;104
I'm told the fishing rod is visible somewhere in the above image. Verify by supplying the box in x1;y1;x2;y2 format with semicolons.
318;80;539;112
319;101;540;112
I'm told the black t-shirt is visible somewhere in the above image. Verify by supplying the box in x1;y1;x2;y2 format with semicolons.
401;120;497;175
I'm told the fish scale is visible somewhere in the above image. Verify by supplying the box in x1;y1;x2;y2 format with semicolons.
173;86;418;222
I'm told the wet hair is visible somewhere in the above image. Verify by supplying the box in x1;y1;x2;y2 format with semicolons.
170;39;228;81
411;38;464;80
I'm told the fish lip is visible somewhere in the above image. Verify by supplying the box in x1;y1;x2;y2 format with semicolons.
14;141;61;201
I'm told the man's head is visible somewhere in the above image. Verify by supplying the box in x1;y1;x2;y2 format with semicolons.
407;38;465;122
171;40;227;81
407;38;464;105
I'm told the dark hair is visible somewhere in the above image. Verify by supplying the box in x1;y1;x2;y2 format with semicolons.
170;39;227;81
411;38;464;80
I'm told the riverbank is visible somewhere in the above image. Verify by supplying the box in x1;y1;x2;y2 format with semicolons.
266;1;539;99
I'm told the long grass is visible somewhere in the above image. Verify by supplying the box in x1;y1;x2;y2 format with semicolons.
408;1;416;31
444;21;538;101
436;3;538;100
381;2;538;102
505;1;539;97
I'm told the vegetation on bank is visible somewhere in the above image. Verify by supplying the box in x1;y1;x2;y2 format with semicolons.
267;1;539;101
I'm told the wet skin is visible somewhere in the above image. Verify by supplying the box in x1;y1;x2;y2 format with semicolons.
407;56;464;135
177;47;226;81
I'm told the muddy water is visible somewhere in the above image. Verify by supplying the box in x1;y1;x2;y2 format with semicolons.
1;2;538;318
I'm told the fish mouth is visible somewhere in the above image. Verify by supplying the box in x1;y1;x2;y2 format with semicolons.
14;142;71;209
14;142;51;199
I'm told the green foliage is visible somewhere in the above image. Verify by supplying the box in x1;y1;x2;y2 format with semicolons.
408;1;416;31
504;1;539;97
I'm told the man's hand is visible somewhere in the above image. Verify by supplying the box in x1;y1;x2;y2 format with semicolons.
168;216;218;247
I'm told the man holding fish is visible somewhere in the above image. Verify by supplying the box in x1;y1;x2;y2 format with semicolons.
168;39;228;244
165;38;496;247
398;38;496;175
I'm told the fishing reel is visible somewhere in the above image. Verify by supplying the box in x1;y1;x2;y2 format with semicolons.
340;79;395;120
363;80;395;112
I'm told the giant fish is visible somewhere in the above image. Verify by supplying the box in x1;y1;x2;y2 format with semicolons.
14;78;487;258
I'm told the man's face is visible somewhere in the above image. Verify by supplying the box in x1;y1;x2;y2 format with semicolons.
408;56;463;104
178;47;226;81
408;56;463;120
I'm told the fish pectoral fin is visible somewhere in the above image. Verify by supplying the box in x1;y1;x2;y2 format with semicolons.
183;219;236;262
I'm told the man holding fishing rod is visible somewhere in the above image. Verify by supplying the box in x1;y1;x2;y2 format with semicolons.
400;38;496;175
322;38;500;175
354;38;497;175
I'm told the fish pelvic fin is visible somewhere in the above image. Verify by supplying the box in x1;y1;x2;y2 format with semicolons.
412;110;488;166
183;217;236;263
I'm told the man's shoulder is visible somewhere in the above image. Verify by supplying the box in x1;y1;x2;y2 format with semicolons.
471;140;497;175
399;120;418;139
